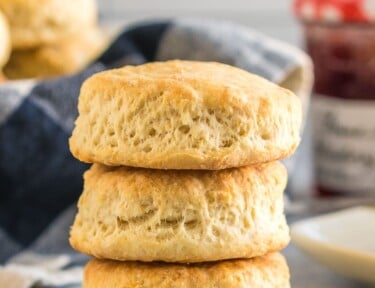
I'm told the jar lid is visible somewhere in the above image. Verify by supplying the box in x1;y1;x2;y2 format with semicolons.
294;0;375;23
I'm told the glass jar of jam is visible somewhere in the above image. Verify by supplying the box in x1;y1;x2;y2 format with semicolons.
294;0;375;196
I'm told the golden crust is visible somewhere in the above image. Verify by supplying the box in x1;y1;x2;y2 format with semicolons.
0;10;10;68
70;162;289;263
83;253;290;288
0;0;97;49
69;60;302;170
4;27;107;79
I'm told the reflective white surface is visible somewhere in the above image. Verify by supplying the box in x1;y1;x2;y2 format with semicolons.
291;207;375;284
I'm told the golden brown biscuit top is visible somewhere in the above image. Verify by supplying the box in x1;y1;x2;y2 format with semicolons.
84;60;298;111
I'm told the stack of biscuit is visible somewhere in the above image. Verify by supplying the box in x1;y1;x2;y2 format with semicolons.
69;60;302;287
0;0;106;80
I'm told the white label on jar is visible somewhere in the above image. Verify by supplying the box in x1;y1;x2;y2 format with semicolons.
313;94;375;194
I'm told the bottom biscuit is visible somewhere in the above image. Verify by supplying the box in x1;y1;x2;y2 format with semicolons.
83;253;290;288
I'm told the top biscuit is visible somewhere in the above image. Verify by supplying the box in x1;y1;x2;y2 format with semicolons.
70;60;302;170
0;0;97;49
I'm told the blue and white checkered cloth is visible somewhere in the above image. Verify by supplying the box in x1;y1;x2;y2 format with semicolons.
0;19;312;287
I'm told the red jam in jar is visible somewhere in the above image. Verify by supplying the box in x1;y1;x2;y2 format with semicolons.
295;0;375;196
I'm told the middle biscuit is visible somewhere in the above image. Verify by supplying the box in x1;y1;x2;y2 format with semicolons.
70;161;289;263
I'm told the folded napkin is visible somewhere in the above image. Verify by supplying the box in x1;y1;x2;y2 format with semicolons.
0;19;312;287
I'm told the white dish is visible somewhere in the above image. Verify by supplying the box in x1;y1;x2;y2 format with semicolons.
291;206;375;284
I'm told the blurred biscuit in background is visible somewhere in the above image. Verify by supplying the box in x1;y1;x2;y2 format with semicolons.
83;253;290;288
0;10;10;72
4;27;107;80
0;72;6;83
0;0;97;50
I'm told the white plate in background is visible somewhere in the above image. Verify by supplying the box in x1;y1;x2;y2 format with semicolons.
291;206;375;284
